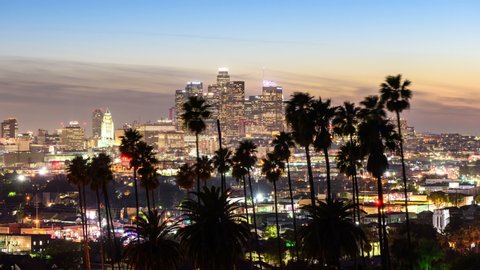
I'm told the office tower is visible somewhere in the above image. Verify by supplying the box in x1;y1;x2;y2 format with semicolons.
217;68;230;86
92;109;103;138
1;118;18;139
174;81;204;130
261;80;284;134
221;81;245;138
99;109;114;148
61;121;85;151
185;81;203;95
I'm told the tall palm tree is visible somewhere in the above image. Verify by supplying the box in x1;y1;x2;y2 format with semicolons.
312;97;337;201
138;162;159;213
175;163;195;194
233;140;262;266
358;95;399;270
67;156;91;270
119;128;143;221
261;152;285;268
298;200;367;268
380;74;413;254
272;131;300;260
124;210;181;270
181;96;212;194
178;186;250;270
213;148;232;192
333;102;362;223
196;155;215;187
285;92;317;206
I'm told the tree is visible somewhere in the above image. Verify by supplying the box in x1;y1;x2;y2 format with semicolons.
119;128;143;222
285;92;317;206
429;191;448;209
181;96;212;193
380;74;413;258
67;156;91;270
175;163;195;194
272;131;300;260
213;148;233;192
298;200;367;268
178;186;250;270
232;140;262;265
358;95;399;270
136;141;159;212
261;152;286;267
333;102;363;223
124;210;181;270
312;97;337;201
196;155;215;187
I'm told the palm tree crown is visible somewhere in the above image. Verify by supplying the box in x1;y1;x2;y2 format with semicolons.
181;96;212;135
299;200;367;267
285;92;316;148
178;186;250;270
213;148;233;176
272;131;295;161
195;155;215;186
124;210;181;270
380;74;412;113
175;163;195;192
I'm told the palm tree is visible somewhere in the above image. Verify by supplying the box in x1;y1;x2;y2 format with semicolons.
178;186;250;270
285;92;317;206
181;96;212;194
312;97;337;201
196;155;215;187
138;162;159;213
233;140;262;265
272;131;300;260
124;210;181;270
380;74;413;254
89;153;118;270
213;148;232;192
358;95;399;270
298;200;367;268
261;152;285;268
175;163;195;194
333;102;362;223
119;128;143;221
67;156;92;270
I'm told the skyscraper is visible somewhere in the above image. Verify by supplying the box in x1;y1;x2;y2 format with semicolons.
92;109;103;138
1;118;18;139
99;108;114;148
221;81;245;138
174;82;204;130
261;80;284;134
61;121;85;151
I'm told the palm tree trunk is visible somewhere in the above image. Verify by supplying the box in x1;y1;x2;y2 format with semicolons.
247;172;263;268
133;166;139;228
145;187;151;213
396;111;412;262
304;146;316;207
196;133;201;193
95;190;105;270
216;119;226;192
272;180;283;269
376;176;388;270
77;185;89;270
151;189;156;209
323;147;332;201
103;186;120;270
242;176;253;265
82;185;92;270
286;161;300;260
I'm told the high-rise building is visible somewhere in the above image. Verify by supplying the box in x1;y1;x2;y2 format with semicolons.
261;80;284;134
1;118;18;139
92;109;103;138
221;81;245;138
61;121;85;151
99;108;114;148
174;82;204;130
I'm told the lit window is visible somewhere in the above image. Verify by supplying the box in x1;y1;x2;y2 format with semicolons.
39;240;43;245
33;241;36;245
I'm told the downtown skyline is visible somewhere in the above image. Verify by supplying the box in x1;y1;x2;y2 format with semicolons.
1;1;480;134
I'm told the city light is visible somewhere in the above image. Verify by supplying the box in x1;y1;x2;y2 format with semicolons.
17;175;26;182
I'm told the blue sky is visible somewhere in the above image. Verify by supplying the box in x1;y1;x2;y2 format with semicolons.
1;1;480;133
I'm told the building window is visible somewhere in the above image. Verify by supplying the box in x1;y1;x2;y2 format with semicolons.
39;240;43;245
